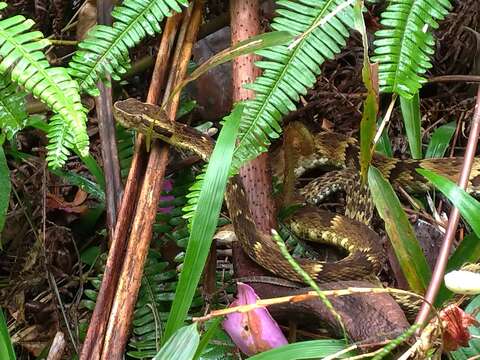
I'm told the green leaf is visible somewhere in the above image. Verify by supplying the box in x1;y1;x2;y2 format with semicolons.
354;0;379;182
400;94;422;159
0;309;15;360
76;154;105;193
417;168;480;238
80;246;101;266
163;105;242;341
368;166;430;293
0;145;10;236
425;121;456;158
375;122;393;157
68;0;189;95
0;10;89;163
372;0;453;98
0;75;28;140
247;339;354;359
49;169;105;201
193;318;221;360
231;0;356;172
153;324;199;360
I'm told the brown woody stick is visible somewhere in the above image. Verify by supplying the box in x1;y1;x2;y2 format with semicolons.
79;14;182;360
95;0;122;239
99;3;204;359
96;82;123;237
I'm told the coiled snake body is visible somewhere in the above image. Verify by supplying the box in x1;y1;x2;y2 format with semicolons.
113;98;480;284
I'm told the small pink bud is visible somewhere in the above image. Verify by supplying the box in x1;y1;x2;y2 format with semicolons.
222;283;288;355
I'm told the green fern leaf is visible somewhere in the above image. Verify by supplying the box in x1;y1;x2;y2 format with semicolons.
46;114;76;168
371;0;452;99
0;74;28;139
182;168;206;227
68;0;189;96
0;13;89;163
231;0;354;171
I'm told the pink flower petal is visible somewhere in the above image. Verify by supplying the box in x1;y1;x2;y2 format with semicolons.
222;283;288;355
159;180;175;213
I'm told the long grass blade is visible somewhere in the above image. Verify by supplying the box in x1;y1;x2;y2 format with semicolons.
247;339;354;359
417;168;480;237
368;166;430;293
0;309;15;360
425;121;456;158
400;94;422;159
163;105;242;342
153;324;199;360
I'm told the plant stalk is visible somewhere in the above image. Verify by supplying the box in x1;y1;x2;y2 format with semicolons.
100;2;203;359
79;13;182;360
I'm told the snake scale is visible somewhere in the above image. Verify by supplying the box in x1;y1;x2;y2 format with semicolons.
113;98;480;285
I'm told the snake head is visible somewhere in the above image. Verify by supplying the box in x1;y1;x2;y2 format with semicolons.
113;98;169;130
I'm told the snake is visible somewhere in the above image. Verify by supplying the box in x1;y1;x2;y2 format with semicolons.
113;98;480;285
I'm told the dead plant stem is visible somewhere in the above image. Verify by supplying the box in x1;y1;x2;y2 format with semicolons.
99;2;204;359
79;14;182;360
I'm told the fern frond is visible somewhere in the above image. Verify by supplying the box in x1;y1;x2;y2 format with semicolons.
182;167;206;228
46;114;76;168
231;0;354;171
0;12;88;163
0;74;28;139
371;0;452;99
116;124;135;178
68;0;189;96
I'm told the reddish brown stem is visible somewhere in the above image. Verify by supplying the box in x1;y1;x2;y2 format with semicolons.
231;0;276;233
99;3;204;359
415;87;480;326
100;143;169;360
79;14;182;360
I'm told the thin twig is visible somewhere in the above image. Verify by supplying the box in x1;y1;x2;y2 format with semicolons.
373;94;397;145
192;287;425;322
428;75;480;83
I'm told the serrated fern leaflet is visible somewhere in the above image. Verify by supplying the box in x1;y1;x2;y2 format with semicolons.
0;10;88;167
68;0;189;96
0;74;28;140
371;0;452;99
